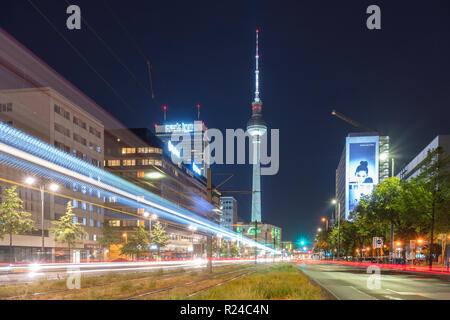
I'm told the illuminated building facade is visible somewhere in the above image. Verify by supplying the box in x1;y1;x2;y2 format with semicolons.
0;87;105;263
154;121;209;177
104;128;221;258
397;135;450;181
235;221;282;250
335;132;390;222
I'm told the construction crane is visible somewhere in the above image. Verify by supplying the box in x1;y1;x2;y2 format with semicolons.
331;110;374;132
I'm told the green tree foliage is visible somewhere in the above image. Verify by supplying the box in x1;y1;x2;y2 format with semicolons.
0;185;35;263
149;221;169;258
230;242;240;257
314;229;330;251
120;225;150;260
50;201;87;259
97;221;121;260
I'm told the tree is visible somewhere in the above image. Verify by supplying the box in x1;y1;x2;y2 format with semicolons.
50;201;87;261
150;221;169;259
97;221;121;261
0;185;35;263
355;177;403;259
314;229;330;253
120;225;150;260
230;242;240;257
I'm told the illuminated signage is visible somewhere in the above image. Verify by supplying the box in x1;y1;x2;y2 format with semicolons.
246;226;261;234
168;141;181;158
345;136;379;220
192;163;202;175
164;122;194;133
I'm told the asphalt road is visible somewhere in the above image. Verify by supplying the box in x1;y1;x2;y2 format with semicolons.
298;262;450;300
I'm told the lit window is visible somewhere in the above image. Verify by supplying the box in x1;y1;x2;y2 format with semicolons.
123;159;136;166
107;160;120;166
122;148;136;154
137;171;145;178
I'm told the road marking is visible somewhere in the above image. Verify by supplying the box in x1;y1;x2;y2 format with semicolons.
386;288;400;294
384;295;402;300
350;286;378;300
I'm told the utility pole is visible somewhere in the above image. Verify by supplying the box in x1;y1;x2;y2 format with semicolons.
206;168;213;273
254;220;258;264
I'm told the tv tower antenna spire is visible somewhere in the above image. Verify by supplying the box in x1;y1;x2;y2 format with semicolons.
254;29;260;103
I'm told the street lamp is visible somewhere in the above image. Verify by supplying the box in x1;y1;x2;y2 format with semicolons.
25;176;59;261
143;212;157;259
321;217;328;231
317;228;322;232
188;225;197;258
146;171;164;179
332;199;341;259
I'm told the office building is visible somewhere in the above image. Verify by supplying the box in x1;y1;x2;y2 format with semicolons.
104;128;221;259
397;135;450;181
235;221;282;251
335;132;390;221
0;87;105;262
220;196;237;231
154;121;209;177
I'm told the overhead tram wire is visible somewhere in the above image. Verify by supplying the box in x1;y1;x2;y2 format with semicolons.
103;0;176;103
27;0;136;113
63;0;158;105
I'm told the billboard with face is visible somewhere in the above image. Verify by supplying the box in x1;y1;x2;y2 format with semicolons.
345;136;379;219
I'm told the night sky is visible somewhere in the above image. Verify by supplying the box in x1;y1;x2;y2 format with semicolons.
1;1;450;245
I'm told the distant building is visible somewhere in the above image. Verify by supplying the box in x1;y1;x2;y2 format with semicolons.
335;132;390;222
220;196;237;231
0;87;105;263
397;135;450;181
281;241;293;255
235;221;282;250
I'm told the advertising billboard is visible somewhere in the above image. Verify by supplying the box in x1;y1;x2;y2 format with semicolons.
345;136;379;219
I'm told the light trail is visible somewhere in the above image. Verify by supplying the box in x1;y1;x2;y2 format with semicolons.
0;123;279;253
300;259;450;276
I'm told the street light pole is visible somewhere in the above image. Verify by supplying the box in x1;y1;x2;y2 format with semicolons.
337;202;341;260
40;185;45;258
25;177;58;262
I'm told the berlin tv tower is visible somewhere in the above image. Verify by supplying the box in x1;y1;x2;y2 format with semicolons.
247;29;267;223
